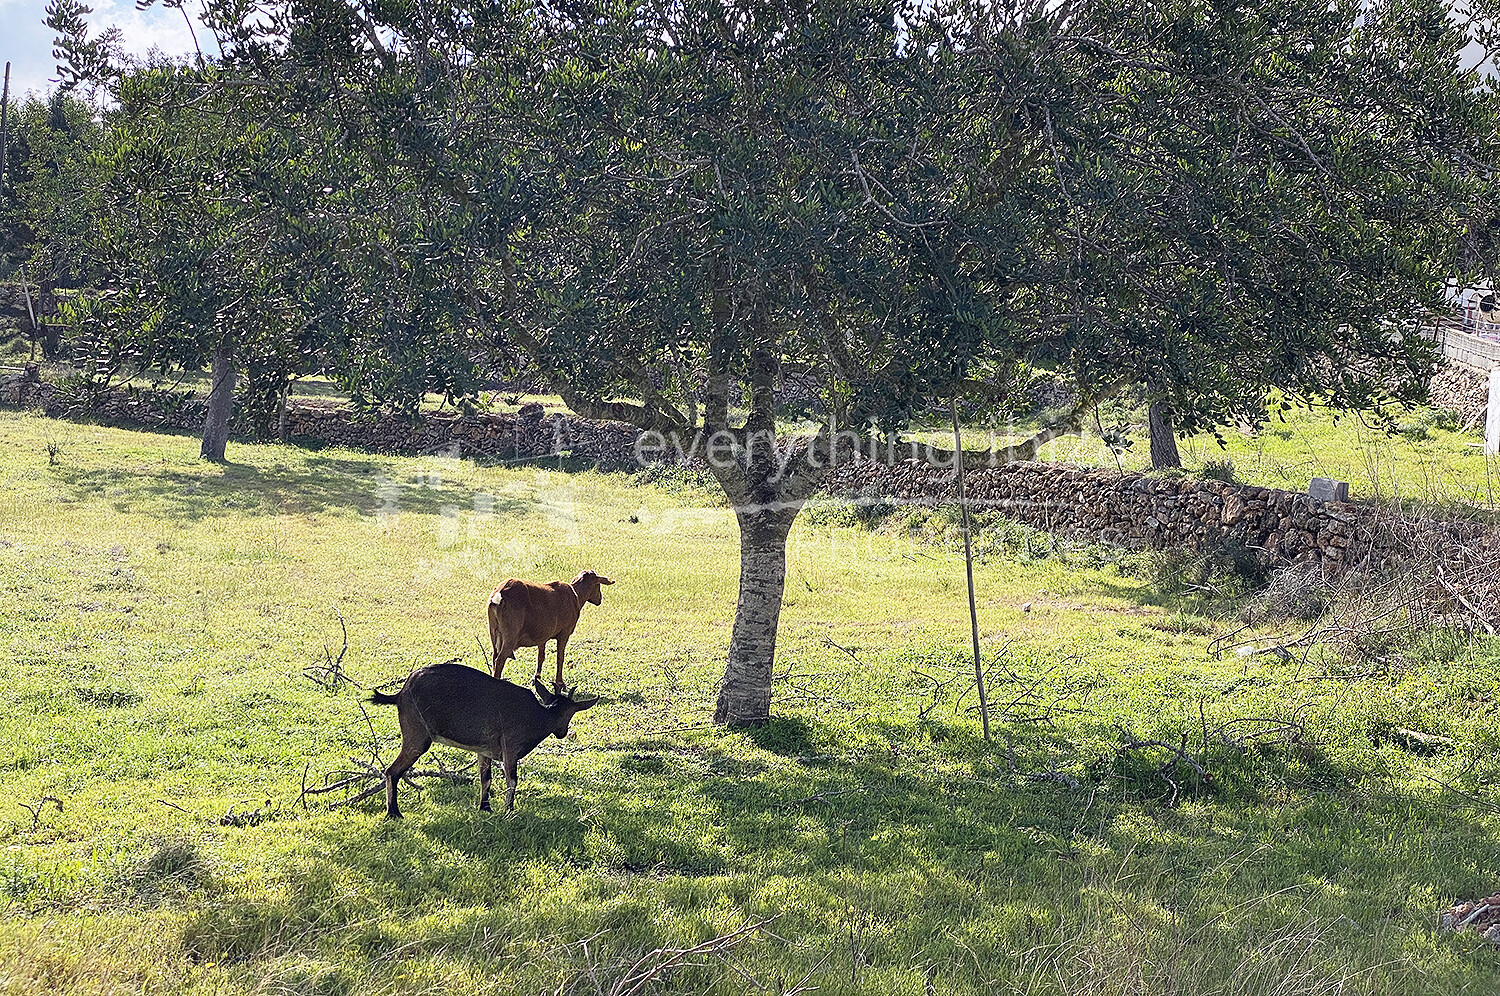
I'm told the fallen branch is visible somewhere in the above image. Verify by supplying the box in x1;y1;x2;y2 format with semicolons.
300;755;475;811
1115;725;1212;807
1421;774;1500;814
1434;563;1496;635
1025;770;1081;789
822;635;864;665
305;605;359;689
782;784;874;808
773;680;856;709
913;663;964;720
220;798;274;827
607;915;782;996
18;795;62;830
1212;716;1306;749
1374;725;1456;755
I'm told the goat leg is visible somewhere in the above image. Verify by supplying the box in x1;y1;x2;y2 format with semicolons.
503;752;519;814
553;635;569;694
383;736;431;819
478;756;493;811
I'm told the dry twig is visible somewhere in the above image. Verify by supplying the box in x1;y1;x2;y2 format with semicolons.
603;916;782;996
18;795;62;830
305;605;358;688
1115;724;1212;807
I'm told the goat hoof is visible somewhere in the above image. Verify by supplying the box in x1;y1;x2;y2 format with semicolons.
386;810;403;820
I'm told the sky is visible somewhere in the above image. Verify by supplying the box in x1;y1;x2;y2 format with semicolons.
0;0;207;103
0;0;1491;103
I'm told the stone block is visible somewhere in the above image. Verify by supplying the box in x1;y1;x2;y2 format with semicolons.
1309;477;1349;502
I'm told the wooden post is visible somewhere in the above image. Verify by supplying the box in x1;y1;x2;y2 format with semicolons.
951;397;990;741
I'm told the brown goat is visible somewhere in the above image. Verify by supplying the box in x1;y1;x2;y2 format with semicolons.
488;570;614;691
370;661;598;816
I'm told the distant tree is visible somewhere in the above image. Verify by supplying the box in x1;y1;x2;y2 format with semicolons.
45;0;506;458
1049;0;1499;466
49;59;314;460
0;91;103;356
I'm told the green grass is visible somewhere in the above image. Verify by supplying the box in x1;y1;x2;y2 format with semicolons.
2;412;1499;994
1047;401;1499;513
904;396;1500;516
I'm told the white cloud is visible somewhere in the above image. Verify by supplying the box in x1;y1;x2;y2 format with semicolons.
0;0;210;101
91;0;209;63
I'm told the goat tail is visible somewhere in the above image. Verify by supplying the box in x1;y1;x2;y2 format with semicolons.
369;689;400;706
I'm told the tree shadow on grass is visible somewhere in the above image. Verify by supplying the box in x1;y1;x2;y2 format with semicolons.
49;457;531;522
180;715;1500;993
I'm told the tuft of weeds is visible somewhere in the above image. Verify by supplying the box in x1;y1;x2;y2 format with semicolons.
881;504;1061;562
1200;458;1237;483
111;838;213;907
1130;539;1269;608
802;485;898;530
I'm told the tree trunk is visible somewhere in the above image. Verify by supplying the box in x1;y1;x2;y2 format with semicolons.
1148;401;1180;469
714;503;797;727
201;337;236;462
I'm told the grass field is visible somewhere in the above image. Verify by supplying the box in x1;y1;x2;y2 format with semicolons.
907;397;1500;516
2;411;1500;995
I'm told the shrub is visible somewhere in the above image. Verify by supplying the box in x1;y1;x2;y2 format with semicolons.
631;462;723;503
1250;562;1334;623
1427;407;1460;432
1395;421;1429;441
803;487;899;530
1140;538;1268;604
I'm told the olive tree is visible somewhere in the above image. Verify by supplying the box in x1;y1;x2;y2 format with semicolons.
52;0;1498;722
500;0;1495;723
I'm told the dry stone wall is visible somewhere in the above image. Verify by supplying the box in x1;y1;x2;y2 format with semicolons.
38;387;643;471
0;283;37;319
1429;364;1488;430
13;380;1497;570
824;457;1495;571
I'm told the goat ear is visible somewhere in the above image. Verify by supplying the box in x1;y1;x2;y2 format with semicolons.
571;694;600;711
598;575;615;585
533;677;557;704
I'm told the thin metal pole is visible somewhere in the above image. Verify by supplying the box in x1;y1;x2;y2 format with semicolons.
951;396;989;741
19;261;39;363
1;62;11;196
